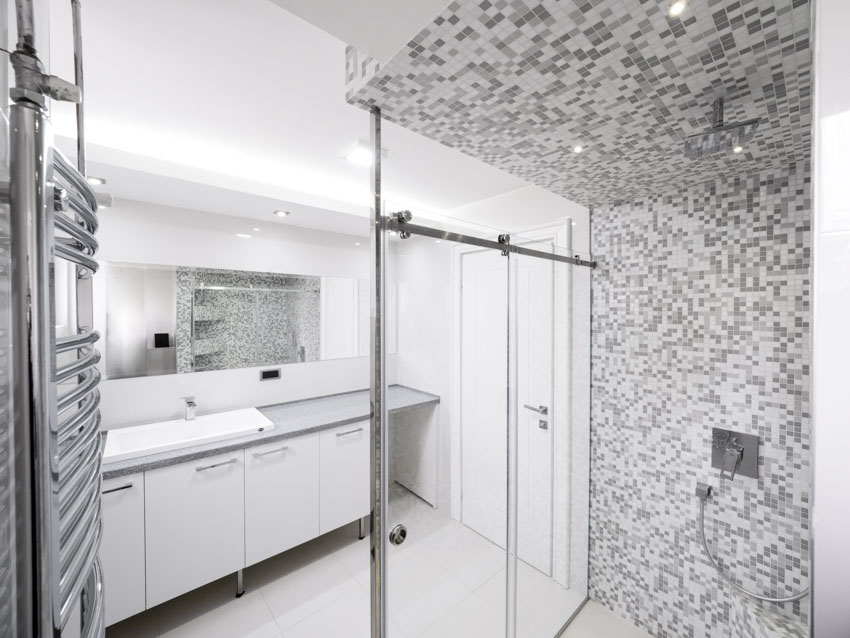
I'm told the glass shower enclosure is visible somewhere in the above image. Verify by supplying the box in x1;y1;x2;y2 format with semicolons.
368;107;593;637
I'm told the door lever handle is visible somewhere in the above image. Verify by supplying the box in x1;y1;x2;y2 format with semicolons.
523;404;548;415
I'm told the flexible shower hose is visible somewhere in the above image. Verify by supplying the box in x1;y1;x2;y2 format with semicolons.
696;487;810;604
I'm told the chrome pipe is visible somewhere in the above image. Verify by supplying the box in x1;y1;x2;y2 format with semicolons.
9;102;63;636
59;517;101;622
59;464;99;537
57;413;100;475
55;330;99;353
53;150;98;213
505;246;519;638
55;347;100;383
60;486;98;564
57;423;100;493
386;218;596;268
15;0;36;51
55;241;99;272
70;0;86;173
54;211;99;254
57;393;100;447
57;368;100;412
57;178;99;232
81;559;105;638
369;105;389;638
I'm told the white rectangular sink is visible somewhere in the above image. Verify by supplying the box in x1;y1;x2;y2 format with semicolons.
104;408;274;462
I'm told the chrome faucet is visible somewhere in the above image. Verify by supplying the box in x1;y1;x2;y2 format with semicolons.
183;396;197;421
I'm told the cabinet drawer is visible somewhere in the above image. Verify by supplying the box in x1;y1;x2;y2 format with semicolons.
245;434;320;566
101;473;145;626
145;450;245;607
319;421;370;533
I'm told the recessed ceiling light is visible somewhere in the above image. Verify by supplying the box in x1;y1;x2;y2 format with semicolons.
253;227;260;231
355;242;361;246
573;145;584;154
435;240;442;244
342;140;374;167
86;176;106;185
273;210;290;217
668;1;686;17
733;145;744;153
235;233;252;239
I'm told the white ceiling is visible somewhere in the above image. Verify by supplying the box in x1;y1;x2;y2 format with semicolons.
45;0;536;233
268;0;453;64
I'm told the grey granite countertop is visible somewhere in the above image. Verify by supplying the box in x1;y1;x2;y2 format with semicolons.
102;384;439;480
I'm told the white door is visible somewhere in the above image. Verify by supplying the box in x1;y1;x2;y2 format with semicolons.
461;246;554;575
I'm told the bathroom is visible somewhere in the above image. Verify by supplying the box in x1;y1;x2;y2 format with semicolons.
0;0;846;637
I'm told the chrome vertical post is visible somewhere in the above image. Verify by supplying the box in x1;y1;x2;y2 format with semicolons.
70;0;86;174
10;100;61;637
506;246;519;638
369;106;389;638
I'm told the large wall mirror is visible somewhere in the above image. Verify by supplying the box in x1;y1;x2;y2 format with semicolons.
95;263;396;380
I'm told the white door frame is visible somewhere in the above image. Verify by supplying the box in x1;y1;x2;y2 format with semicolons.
450;220;572;582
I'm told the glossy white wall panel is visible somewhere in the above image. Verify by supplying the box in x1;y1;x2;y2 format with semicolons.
813;0;850;633
100;354;396;428
813;231;850;517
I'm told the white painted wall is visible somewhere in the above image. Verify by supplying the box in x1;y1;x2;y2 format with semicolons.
393;238;455;509
812;1;850;635
393;190;591;521
96;199;395;428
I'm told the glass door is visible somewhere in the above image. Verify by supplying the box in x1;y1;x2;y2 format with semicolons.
511;230;591;636
369;109;592;638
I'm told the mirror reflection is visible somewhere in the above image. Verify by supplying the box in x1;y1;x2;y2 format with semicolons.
97;263;395;379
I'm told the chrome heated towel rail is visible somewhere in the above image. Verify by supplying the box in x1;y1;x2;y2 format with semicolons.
9;0;105;635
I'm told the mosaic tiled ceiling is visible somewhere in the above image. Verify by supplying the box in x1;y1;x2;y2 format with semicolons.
345;0;811;206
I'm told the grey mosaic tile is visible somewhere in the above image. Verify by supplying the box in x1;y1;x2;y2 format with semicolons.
175;267;321;373
345;0;810;206
589;164;810;636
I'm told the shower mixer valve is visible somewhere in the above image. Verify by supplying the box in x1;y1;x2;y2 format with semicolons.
711;427;759;481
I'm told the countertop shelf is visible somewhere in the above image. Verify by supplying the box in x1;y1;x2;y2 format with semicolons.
102;384;439;480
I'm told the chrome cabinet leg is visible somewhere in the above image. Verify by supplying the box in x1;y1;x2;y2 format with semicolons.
359;515;369;540
235;569;244;598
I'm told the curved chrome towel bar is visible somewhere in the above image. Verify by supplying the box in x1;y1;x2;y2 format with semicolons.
695;483;809;604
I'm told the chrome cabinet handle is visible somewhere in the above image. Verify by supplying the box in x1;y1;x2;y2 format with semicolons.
196;458;237;472
253;446;289;458
336;427;364;437
102;482;132;495
523;404;548;415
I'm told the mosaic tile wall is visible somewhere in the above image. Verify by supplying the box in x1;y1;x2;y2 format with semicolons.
589;164;811;637
345;0;810;206
175;267;321;373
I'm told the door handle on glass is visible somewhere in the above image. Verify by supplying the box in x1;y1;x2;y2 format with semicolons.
196;458;237;472
523;404;548;415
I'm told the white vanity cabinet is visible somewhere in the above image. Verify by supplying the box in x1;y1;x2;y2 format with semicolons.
100;473;146;626
245;434;320;566
144;450;245;607
319;421;370;533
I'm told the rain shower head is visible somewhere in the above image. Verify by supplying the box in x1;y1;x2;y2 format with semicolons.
683;98;759;159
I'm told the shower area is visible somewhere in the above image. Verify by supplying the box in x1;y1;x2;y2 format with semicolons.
367;108;595;637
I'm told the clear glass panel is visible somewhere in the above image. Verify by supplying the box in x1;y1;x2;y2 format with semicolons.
384;217;512;637
510;229;591;636
374;209;592;637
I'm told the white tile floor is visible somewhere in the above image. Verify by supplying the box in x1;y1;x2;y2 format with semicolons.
107;487;648;638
